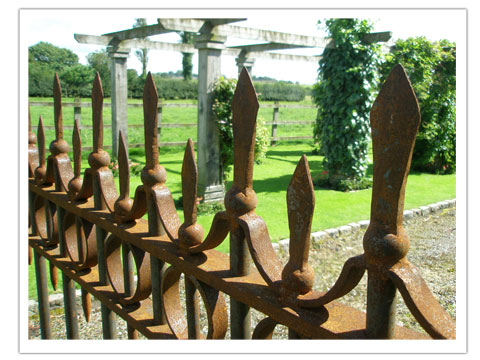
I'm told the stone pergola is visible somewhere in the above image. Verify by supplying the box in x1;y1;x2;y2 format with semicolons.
75;18;392;202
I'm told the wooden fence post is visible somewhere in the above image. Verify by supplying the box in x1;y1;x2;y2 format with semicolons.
271;101;279;145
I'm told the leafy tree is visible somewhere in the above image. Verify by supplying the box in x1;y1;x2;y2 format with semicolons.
29;62;55;97
379;37;456;174
87;49;111;96
29;41;78;72
179;32;194;81
312;19;382;189
133;18;149;78
59;64;95;98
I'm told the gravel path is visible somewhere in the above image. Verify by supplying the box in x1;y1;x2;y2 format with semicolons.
28;207;456;340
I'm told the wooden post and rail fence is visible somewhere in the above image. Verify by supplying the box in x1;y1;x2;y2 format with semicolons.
29;99;316;150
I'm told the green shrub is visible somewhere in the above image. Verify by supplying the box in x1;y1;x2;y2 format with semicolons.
379;37;456;174
213;76;271;182
312;19;382;188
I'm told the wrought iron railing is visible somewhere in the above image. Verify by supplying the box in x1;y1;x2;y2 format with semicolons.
28;66;455;340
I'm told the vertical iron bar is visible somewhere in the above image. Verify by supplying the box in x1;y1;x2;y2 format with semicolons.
122;243;138;339
33;250;51;339
366;271;397;339
229;224;251;339
185;277;201;339
147;199;167;325
93;179;117;339
62;273;79;339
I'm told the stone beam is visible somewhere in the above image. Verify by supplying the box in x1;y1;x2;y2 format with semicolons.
74;34;196;53
228;42;312;52
75;34;320;62
199;18;247;26
159;18;330;47
103;23;172;40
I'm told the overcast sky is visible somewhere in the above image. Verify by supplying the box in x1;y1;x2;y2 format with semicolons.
21;8;465;84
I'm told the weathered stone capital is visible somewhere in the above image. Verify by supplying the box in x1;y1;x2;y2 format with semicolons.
235;55;255;68
107;46;131;58
194;32;227;50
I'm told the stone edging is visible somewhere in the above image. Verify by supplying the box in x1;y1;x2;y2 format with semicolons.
29;199;456;312
272;198;456;252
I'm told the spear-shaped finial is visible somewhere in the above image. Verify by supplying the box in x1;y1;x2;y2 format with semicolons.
363;64;421;265
140;72;166;188
49;74;69;156
114;131;134;220
178;139;204;250
92;72;104;153
68;119;83;196
28;107;39;178
88;73;110;171
53;73;63;141
225;67;259;216
34;116;47;183
281;155;315;295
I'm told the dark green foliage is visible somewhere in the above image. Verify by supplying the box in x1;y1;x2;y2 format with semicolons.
29;42;80;97
28;62;55;97
254;81;306;102
29;42;78;72
313;172;372;192
127;74;198;99
379;37;456;174
179;32;195;81
59;64;95;98
174;196;225;215
212;77;270;182
313;19;382;189
87;49;111;96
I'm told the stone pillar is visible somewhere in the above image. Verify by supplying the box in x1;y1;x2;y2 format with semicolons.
194;32;227;203
235;51;255;77
107;46;130;158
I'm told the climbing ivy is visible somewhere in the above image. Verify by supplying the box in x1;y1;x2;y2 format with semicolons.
379;37;456;174
313;19;382;188
212;76;270;182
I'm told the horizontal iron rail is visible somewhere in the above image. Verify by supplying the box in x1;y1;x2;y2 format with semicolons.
29;180;428;340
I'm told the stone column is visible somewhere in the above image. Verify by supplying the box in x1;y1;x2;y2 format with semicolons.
107;46;130;158
194;32;227;202
235;51;255;77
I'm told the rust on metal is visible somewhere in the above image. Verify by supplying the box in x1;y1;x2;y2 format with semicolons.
28;64;455;341
280;155;315;296
81;288;91;322
178;138;204;251
114;131;134;222
105;234;152;305
68;119;83;198
28;107;39;178
161;266;228;339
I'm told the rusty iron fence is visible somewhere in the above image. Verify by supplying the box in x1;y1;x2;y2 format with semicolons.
28;66;455;340
29;100;315;150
